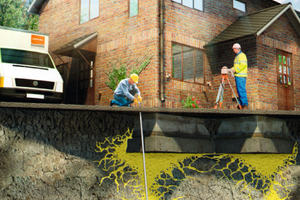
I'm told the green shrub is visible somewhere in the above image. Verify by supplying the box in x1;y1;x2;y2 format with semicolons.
105;55;152;91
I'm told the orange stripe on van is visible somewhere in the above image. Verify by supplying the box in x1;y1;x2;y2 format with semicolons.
31;35;45;46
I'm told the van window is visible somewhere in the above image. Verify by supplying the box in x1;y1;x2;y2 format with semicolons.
0;48;55;68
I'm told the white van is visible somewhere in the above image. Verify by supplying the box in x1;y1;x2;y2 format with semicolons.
0;26;63;103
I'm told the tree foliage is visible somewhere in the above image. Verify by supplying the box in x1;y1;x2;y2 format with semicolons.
105;55;152;91
0;0;39;31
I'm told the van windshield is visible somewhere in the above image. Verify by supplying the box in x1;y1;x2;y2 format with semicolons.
0;48;55;68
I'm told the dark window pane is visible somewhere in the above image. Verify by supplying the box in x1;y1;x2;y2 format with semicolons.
1;48;54;68
182;46;194;82
279;74;282;84
172;44;182;79
195;50;204;83
85;71;89;79
172;44;205;83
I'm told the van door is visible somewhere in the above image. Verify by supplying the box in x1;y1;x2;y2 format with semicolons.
277;50;294;110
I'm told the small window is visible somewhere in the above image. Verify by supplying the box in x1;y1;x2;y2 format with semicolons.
130;0;139;17
80;0;99;24
233;0;246;12
172;0;204;11
172;43;205;84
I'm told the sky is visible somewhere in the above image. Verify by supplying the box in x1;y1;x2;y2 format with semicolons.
274;0;300;11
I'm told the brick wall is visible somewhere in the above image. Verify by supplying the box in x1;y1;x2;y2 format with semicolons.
205;38;258;109
205;13;300;110
256;14;300;110
38;0;295;109
163;0;274;108
38;0;160;107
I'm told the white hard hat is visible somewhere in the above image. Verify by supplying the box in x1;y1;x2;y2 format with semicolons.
232;43;241;49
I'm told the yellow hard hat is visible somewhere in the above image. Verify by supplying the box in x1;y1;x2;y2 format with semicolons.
130;73;139;83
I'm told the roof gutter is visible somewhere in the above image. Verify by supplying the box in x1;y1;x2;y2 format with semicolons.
159;0;165;104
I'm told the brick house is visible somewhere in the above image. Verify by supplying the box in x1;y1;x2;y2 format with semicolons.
28;0;300;110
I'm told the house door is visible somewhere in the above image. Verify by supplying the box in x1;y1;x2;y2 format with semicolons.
277;50;294;110
78;57;94;105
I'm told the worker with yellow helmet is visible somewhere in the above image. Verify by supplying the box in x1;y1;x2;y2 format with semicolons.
110;73;142;106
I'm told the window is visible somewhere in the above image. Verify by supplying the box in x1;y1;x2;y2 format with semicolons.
80;0;99;24
172;0;203;11
233;0;246;12
1;48;55;68
172;44;205;84
129;0;139;17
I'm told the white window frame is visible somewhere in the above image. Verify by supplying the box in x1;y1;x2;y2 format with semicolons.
172;0;204;11
80;0;100;24
233;0;246;12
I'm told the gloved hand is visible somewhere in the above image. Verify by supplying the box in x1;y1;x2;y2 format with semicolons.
138;95;142;102
134;98;138;104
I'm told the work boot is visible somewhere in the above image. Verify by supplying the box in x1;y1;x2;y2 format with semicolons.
242;105;249;110
110;100;113;106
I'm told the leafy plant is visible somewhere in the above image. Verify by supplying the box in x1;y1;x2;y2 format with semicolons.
105;55;152;91
181;96;201;108
0;0;39;31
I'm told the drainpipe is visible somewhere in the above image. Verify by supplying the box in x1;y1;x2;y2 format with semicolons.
159;0;165;103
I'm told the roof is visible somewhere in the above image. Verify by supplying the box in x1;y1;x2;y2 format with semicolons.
206;3;300;46
53;32;98;57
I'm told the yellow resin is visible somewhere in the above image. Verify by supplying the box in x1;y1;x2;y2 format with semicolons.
94;129;298;200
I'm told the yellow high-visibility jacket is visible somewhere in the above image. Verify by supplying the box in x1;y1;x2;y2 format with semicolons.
233;52;247;77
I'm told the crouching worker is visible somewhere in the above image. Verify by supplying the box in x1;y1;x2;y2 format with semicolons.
110;74;142;107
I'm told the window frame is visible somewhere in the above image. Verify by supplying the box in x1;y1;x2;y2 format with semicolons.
80;0;100;24
171;42;206;85
233;0;247;13
172;0;204;12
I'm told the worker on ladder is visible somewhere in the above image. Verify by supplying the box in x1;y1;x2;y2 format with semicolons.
231;43;249;109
